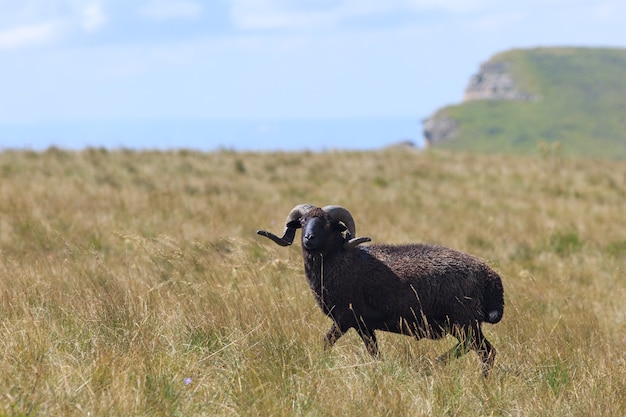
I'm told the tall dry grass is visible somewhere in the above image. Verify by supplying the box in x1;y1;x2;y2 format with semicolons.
0;147;624;416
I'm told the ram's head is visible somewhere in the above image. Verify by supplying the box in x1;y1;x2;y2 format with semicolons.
257;204;371;250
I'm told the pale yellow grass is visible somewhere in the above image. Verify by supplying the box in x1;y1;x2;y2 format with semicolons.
0;147;624;416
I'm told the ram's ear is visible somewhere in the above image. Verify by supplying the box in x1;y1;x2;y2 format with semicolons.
334;222;347;232
287;220;302;229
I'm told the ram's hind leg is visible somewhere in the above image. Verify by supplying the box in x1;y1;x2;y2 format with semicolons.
435;338;472;365
434;323;470;366
435;324;496;377
437;324;496;377
471;327;496;378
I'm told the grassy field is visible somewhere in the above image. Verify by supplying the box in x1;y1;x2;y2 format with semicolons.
0;147;624;416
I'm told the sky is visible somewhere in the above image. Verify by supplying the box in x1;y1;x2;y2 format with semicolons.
1;0;625;151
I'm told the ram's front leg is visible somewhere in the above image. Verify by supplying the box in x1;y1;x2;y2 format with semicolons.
356;327;380;358
323;323;345;352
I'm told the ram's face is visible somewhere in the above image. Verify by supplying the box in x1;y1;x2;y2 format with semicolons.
300;215;330;251
300;213;346;252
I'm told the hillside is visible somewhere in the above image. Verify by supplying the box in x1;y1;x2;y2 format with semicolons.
1;148;625;415
423;47;626;158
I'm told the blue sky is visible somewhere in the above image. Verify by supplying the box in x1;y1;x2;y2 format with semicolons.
1;1;625;151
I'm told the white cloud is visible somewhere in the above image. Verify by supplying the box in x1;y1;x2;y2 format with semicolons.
587;0;626;22
0;1;108;50
228;0;367;30
464;11;527;32
403;0;497;13
138;0;204;21
80;3;107;32
0;21;61;50
226;0;499;30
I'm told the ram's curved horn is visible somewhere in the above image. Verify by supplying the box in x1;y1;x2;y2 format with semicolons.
344;236;372;249
257;204;314;246
322;205;357;236
322;205;371;249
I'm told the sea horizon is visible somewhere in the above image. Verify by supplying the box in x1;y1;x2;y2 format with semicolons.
0;117;425;152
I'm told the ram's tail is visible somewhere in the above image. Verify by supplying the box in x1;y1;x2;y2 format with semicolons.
483;268;504;324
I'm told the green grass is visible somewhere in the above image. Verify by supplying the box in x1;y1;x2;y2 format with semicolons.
0;147;625;416
431;47;626;158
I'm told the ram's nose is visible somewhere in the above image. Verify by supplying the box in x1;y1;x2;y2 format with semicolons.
303;232;320;250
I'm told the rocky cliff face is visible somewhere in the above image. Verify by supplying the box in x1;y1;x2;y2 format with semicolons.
422;116;459;145
423;59;534;146
463;61;534;102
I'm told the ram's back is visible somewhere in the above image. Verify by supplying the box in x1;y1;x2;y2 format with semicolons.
353;243;495;323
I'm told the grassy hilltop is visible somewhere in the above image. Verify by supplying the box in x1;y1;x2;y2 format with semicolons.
0;148;625;416
428;47;626;158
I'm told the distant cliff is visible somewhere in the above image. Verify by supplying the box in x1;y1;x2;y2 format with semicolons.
423;58;534;146
421;47;626;158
